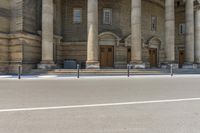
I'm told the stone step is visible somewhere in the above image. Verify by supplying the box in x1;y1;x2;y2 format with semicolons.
27;69;166;75
27;68;200;75
48;69;166;75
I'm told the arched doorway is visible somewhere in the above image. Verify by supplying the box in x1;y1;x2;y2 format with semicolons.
149;48;158;68
147;36;162;68
98;32;120;68
100;46;114;67
179;48;185;68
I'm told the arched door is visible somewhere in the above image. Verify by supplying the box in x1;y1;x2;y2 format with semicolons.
149;48;158;68
127;47;131;64
100;45;114;68
179;49;185;68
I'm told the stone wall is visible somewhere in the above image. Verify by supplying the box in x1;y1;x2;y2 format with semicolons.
10;0;23;32
62;42;87;68
0;0;11;33
23;0;37;34
8;33;41;73
114;45;127;68
0;0;191;71
0;33;9;73
61;0;166;67
63;0;87;42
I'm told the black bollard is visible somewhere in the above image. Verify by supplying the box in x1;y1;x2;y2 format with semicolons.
77;64;80;78
170;64;173;77
18;64;21;79
127;64;130;77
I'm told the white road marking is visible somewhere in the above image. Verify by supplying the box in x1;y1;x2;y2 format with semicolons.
0;97;200;113
0;75;13;78
38;75;58;78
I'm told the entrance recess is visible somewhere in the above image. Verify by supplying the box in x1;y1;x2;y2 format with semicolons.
127;47;131;64
179;49;185;68
100;45;114;68
149;48;158;68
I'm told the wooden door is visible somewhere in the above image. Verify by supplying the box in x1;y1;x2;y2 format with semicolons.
149;48;158;68
100;46;114;68
127;47;131;64
179;49;185;68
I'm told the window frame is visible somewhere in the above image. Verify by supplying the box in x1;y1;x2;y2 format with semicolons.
73;8;82;24
151;16;157;32
178;23;186;35
103;8;112;25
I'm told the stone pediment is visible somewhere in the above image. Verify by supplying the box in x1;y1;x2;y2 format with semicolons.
147;36;162;49
98;32;120;46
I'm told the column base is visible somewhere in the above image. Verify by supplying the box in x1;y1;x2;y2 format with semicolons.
38;60;57;69
86;61;100;69
182;63;198;69
129;61;146;69
197;64;200;68
160;62;179;69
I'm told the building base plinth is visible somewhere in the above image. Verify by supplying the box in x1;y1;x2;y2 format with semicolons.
197;64;200;68
161;63;179;69
86;61;100;69
38;61;57;69
130;62;146;69
182;63;197;69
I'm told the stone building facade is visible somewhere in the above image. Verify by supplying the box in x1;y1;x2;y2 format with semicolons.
0;0;200;73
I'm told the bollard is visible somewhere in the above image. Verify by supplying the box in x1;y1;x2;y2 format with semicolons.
18;64;21;79
127;64;130;77
170;64;173;77
77;64;80;78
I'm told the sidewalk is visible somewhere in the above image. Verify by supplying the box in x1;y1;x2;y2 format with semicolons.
1;73;200;80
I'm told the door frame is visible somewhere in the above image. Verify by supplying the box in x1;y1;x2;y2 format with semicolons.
149;48;158;68
178;47;185;68
99;45;114;68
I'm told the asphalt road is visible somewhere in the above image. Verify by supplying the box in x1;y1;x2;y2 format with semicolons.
0;76;200;133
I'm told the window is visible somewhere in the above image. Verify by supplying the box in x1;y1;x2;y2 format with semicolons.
73;8;82;24
179;23;186;35
151;16;157;31
103;8;112;25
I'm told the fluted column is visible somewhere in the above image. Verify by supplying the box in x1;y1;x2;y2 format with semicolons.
131;0;142;65
185;0;195;64
195;4;200;64
165;0;175;63
86;0;100;69
38;0;55;69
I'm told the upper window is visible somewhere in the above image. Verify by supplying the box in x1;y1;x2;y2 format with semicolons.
73;8;82;24
151;16;157;31
103;8;112;25
179;23;186;35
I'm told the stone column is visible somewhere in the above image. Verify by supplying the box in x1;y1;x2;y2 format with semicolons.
185;0;195;64
38;0;56;69
86;0;100;69
131;0;144;68
165;0;175;63
195;4;200;65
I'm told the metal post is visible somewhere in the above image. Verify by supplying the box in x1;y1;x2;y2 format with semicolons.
18;64;21;79
77;64;80;79
127;64;130;77
170;64;173;77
